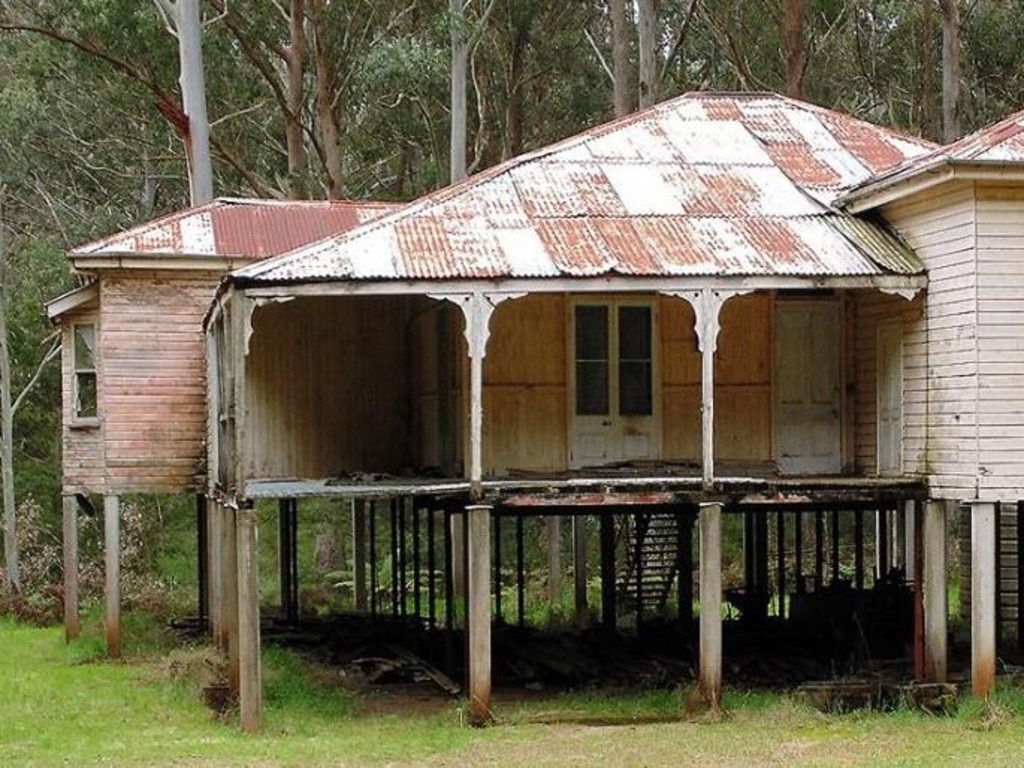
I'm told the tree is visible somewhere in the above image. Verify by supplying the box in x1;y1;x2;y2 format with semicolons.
153;0;214;204
0;180;60;590
610;0;630;117
783;0;807;99
938;0;961;143
636;0;657;108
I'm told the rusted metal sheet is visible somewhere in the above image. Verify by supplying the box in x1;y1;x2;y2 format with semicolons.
71;197;398;259
844;109;1024;206
239;92;933;286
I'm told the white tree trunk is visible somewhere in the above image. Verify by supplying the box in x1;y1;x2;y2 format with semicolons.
450;0;468;183
157;0;214;204
0;185;18;590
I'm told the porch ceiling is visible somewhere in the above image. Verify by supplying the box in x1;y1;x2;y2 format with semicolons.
234;92;931;289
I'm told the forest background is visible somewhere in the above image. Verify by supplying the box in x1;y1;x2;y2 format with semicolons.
0;0;1022;606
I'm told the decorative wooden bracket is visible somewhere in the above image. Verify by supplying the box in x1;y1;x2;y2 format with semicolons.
879;286;921;301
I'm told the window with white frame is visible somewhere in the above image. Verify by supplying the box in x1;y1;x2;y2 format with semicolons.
72;323;97;420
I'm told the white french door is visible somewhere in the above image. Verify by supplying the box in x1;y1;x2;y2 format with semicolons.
569;299;658;469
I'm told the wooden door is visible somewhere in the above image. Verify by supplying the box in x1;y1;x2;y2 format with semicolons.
570;300;658;469
877;321;904;476
774;298;841;475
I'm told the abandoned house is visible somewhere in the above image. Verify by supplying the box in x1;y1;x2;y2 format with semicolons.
53;91;1024;730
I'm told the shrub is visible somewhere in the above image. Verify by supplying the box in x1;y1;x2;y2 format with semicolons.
0;496;170;623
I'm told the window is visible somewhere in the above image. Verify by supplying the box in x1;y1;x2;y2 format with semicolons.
72;324;97;420
573;302;653;418
574;305;609;415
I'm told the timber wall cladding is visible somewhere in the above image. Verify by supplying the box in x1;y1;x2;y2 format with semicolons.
62;305;105;494
852;289;926;477
976;184;1024;500
661;293;772;463
483;294;567;474
245;295;413;480
99;271;221;493
883;182;979;500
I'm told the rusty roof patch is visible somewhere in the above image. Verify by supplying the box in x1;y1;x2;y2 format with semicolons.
237;92;935;286
842;108;1024;209
71;197;399;260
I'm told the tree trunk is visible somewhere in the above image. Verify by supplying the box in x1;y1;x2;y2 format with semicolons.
311;0;344;198
0;185;18;590
610;0;630;117
636;0;657;108
285;0;308;194
506;32;525;158
920;0;939;140
174;0;214;204
783;0;807;100
450;0;468;182
939;0;961;143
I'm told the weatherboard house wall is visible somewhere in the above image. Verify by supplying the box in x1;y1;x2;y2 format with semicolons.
844;108;1024;642
47;198;397;498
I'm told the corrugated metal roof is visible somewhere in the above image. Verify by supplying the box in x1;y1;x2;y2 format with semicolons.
842;108;1024;207
71;197;399;259
237;92;934;285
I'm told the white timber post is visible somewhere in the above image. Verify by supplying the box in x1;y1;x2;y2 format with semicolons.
237;504;262;733
103;494;121;658
466;503;492;726
972;500;997;698
698;501;723;708
62;495;79;642
667;289;747;489
922;500;948;683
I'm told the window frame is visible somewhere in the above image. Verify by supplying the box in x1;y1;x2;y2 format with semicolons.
70;321;100;426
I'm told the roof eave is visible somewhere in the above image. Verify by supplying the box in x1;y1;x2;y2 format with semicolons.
232;272;928;299
45;282;99;322
70;254;258;271
843;161;1024;212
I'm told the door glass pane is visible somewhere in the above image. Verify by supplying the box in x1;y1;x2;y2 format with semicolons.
575;305;609;415
618;306;652;416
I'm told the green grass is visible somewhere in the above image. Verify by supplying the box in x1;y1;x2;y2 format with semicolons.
4;614;1024;766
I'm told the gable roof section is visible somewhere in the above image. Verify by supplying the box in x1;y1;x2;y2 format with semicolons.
843;108;1024;210
236;91;933;287
71;197;400;260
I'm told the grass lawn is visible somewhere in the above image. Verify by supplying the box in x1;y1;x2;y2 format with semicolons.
3;615;1024;767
